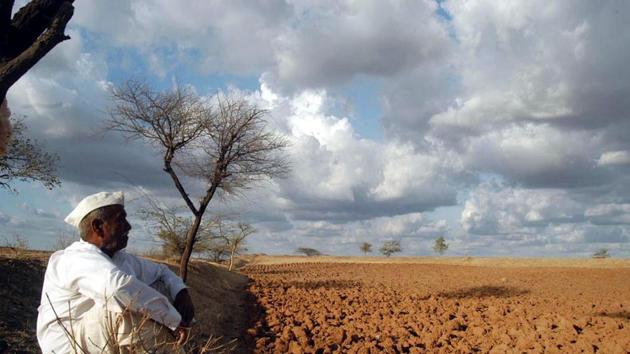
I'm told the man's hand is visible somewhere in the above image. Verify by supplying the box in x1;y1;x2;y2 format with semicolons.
174;288;195;327
175;326;191;346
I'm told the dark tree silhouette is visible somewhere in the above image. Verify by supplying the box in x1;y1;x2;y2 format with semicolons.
296;247;322;257
1;0;75;155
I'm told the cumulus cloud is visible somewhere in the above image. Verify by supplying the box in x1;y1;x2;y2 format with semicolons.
585;204;630;225
3;0;630;257
438;0;630;129
597;151;630;166
460;181;629;255
386;0;630;191
7;29;176;190
253;84;466;222
267;0;451;89
72;0;293;75
461;124;608;188
461;181;585;235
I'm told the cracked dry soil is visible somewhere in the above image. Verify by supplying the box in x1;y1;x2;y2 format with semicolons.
242;262;630;354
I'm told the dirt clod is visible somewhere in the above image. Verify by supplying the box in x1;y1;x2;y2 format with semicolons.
243;262;630;353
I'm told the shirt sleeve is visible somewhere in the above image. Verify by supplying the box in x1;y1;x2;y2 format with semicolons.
66;251;182;330
121;253;188;301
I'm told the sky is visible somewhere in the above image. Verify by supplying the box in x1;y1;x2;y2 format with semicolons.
2;0;630;257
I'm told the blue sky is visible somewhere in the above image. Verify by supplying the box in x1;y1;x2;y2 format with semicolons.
2;0;630;257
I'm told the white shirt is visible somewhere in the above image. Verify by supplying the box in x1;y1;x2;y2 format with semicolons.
36;241;186;354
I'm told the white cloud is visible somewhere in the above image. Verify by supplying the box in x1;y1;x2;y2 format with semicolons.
253;84;464;221
267;0;451;89
4;0;630;257
73;0;293;75
597;151;630;166
585;204;630;225
461;181;585;235
461;124;605;187
0;211;11;225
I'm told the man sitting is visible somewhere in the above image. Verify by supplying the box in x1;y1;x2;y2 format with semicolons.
36;191;194;353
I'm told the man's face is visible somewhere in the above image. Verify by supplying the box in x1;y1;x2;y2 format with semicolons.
100;205;132;255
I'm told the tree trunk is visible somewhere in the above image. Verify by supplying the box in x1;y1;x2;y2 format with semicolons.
228;246;236;271
178;213;202;282
0;98;10;155
0;1;74;103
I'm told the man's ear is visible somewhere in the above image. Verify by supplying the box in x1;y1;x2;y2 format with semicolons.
91;218;105;237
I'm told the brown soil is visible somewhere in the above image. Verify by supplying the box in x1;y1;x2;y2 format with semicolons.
243;254;630;268
0;249;254;353
242;262;630;354
0;251;48;353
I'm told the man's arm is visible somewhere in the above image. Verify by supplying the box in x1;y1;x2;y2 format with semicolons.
71;253;182;330
174;288;194;327
121;253;194;325
120;252;187;300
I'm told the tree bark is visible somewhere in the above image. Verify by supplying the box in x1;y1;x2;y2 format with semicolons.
178;213;202;282
178;179;219;281
163;151;198;215
0;1;73;103
0;98;10;155
228;246;236;271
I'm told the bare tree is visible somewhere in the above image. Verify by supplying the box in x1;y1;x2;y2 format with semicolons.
433;236;448;255
0;118;59;191
222;222;254;271
296;247;322;257
201;216;252;270
138;201;214;259
379;240;401;257
360;242;372;255
53;230;75;250
206;237;229;263
204;215;231;263
109;81;289;281
0;0;75;155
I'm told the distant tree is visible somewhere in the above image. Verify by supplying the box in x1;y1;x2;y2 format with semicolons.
433;236;449;255
2;234;29;257
110;81;290;281
201;217;253;271
1;0;75;155
53;231;75;250
0;118;59;191
206;237;229;263
360;242;372;255
138;198;214;259
379;240;401;257
296;247;322;257
222;222;254;271
592;248;610;259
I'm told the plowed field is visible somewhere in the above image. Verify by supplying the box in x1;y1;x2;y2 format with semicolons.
243;262;630;354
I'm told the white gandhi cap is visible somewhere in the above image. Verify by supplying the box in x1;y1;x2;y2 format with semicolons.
64;191;125;228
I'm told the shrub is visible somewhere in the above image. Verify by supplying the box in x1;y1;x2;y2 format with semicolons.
592;248;610;259
433;236;449;255
379;240;401;257
296;247;322;256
